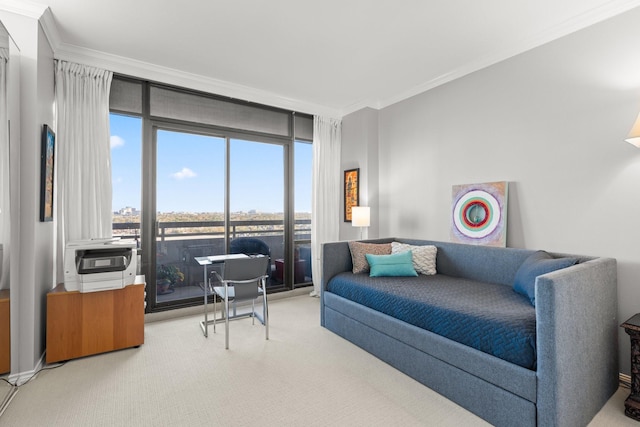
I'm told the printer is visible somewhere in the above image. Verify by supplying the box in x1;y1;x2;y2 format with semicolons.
64;238;137;293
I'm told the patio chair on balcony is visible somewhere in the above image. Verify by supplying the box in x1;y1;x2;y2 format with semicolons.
230;237;272;280
208;255;270;349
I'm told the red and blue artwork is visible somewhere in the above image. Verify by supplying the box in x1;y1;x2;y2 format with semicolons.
451;181;508;247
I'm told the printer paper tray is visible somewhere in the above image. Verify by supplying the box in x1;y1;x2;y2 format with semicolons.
80;278;125;293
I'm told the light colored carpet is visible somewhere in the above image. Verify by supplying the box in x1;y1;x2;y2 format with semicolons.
0;295;635;426
0;383;10;400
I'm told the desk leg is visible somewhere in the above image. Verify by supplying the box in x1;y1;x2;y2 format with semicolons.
202;263;208;337
263;277;269;340
625;328;640;420
225;282;230;349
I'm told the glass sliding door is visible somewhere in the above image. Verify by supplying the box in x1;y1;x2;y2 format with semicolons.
154;128;225;305
148;131;309;309
229;139;284;289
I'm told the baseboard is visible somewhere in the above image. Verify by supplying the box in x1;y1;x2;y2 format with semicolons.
8;351;45;386
620;373;631;389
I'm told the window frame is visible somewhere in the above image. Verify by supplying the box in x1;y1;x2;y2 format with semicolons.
110;76;313;313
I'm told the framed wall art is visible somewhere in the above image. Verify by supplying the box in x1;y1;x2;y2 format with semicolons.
450;181;508;247
344;168;359;222
40;124;55;222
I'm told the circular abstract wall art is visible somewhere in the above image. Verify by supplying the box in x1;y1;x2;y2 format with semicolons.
452;189;501;239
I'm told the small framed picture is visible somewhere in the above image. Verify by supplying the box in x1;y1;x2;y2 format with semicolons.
40;124;55;222
344;168;359;222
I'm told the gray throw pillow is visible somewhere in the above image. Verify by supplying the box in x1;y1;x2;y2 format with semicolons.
348;241;391;274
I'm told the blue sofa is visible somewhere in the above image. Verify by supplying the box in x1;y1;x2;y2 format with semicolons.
321;238;618;427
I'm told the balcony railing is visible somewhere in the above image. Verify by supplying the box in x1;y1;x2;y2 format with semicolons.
113;218;312;303
112;218;311;242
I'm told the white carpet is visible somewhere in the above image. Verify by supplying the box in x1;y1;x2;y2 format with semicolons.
0;295;635;426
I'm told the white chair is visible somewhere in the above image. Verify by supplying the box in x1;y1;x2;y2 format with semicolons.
207;256;269;349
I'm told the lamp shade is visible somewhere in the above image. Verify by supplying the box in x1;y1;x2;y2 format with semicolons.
351;206;370;227
626;112;640;147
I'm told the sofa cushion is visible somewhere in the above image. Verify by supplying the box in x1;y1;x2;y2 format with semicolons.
327;272;537;369
513;250;579;306
392;242;437;275
348;241;391;273
366;251;418;277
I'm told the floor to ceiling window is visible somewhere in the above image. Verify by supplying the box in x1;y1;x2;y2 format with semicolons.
110;113;142;243
110;76;313;312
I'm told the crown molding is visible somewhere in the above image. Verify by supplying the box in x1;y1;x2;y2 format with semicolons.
339;98;382;118
4;0;639;119
0;0;60;52
0;0;47;19
376;0;640;111
0;1;339;117
54;42;341;119
38;6;60;51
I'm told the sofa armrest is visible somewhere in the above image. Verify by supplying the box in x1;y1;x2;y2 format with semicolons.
320;240;356;326
535;257;618;427
321;241;352;289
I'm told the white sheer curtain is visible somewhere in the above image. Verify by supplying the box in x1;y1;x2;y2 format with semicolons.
54;60;113;283
310;115;342;297
0;48;8;288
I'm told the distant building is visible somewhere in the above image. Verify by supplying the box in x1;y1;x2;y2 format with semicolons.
117;206;140;216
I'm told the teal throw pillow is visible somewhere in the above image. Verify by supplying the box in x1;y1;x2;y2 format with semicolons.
365;251;418;277
513;250;578;306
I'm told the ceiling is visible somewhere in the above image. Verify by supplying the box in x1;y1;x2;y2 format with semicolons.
4;0;640;117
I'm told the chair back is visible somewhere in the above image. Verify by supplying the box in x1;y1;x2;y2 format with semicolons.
222;256;268;281
222;256;269;301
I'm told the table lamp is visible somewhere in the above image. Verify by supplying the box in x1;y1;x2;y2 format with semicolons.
352;206;370;240
625;112;640;147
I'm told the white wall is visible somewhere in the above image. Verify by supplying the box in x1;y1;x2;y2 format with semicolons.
0;10;55;378
34;21;55;369
357;7;640;374
341;107;379;240
6;15;19;381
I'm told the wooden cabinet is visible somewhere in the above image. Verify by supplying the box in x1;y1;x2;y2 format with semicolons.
0;289;9;374
622;314;640;421
46;283;144;364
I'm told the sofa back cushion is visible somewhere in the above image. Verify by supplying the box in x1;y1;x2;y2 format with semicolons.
344;238;591;289
396;238;533;287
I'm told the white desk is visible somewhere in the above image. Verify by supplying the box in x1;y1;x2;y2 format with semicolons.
195;254;248;337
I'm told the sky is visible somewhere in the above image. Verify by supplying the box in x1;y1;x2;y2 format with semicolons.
110;113;313;213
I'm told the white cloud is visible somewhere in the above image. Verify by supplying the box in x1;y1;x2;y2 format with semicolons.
110;135;125;149
171;167;197;180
